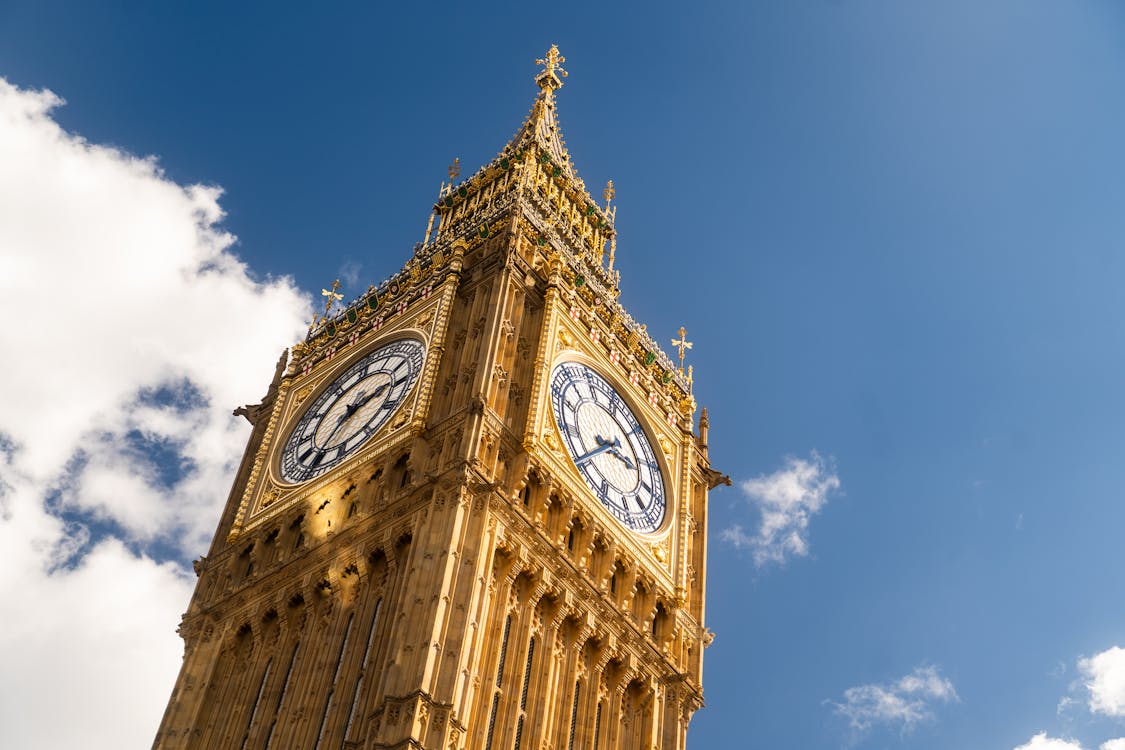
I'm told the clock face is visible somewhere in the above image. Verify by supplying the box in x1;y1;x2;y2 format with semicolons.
279;338;425;484
550;362;666;533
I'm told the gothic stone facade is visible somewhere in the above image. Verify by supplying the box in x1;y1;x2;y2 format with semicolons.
154;47;724;750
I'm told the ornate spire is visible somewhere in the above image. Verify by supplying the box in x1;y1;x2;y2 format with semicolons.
503;45;577;181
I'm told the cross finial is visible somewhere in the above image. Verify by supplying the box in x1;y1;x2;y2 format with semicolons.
447;157;461;182
321;279;343;318
603;179;616;208
308;279;344;334
671;326;693;374
535;45;568;90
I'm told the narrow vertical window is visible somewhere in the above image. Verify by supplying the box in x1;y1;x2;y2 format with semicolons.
263;641;300;750
495;615;512;688
341;599;382;746
512;636;535;750
313;613;355;750
238;658;272;750
566;680;580;750
593;701;603;750
241;545;254;577
484;615;512;750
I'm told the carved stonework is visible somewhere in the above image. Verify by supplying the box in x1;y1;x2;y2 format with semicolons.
154;46;714;750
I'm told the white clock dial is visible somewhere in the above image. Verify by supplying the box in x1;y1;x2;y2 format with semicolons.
550;361;666;533
280;338;425;483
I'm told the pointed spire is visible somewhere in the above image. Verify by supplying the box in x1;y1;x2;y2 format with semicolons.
503;45;577;180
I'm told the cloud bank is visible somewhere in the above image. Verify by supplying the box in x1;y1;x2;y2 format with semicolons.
721;451;840;566
1013;735;1085;750
0;77;310;749
1080;646;1125;718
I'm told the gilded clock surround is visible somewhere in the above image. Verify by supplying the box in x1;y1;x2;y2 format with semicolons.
155;46;728;750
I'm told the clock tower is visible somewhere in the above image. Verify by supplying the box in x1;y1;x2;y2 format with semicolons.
154;46;728;750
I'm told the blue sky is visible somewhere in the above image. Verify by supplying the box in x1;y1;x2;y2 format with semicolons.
2;2;1125;748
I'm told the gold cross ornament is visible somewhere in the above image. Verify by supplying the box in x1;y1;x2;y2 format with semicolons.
321;279;343;318
671;326;693;374
603;180;616;208
447;157;461;182
536;45;567;79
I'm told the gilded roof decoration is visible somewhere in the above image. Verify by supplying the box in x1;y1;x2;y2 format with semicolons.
298;45;692;402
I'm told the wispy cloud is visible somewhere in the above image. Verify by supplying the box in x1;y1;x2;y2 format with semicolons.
0;77;310;749
338;259;362;288
721;451;840;567
831;664;958;735
1079;646;1125;717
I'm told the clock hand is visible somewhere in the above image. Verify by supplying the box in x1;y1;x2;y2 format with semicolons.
339;375;402;422
574;435;621;465
320;375;401;451
606;448;636;470
332;375;396;426
323;395;369;447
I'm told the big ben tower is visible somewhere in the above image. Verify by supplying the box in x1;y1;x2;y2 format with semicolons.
154;46;728;750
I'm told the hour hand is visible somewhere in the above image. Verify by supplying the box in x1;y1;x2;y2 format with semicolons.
594;434;620;449
335;390;367;424
574;435;618;465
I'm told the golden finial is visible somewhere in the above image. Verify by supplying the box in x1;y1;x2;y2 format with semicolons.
603;179;615;209
321;280;343;318
535;44;568;90
671;326;693;374
447;157;461;182
687;364;694;392
308;279;343;333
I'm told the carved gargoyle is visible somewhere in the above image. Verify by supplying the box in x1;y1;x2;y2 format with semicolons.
234;349;289;426
703;467;732;490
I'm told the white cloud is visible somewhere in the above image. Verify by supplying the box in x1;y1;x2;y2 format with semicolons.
831;664;958;734
1013;733;1085;750
1080;646;1125;717
1100;739;1125;750
722;451;840;566
0;77;311;748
